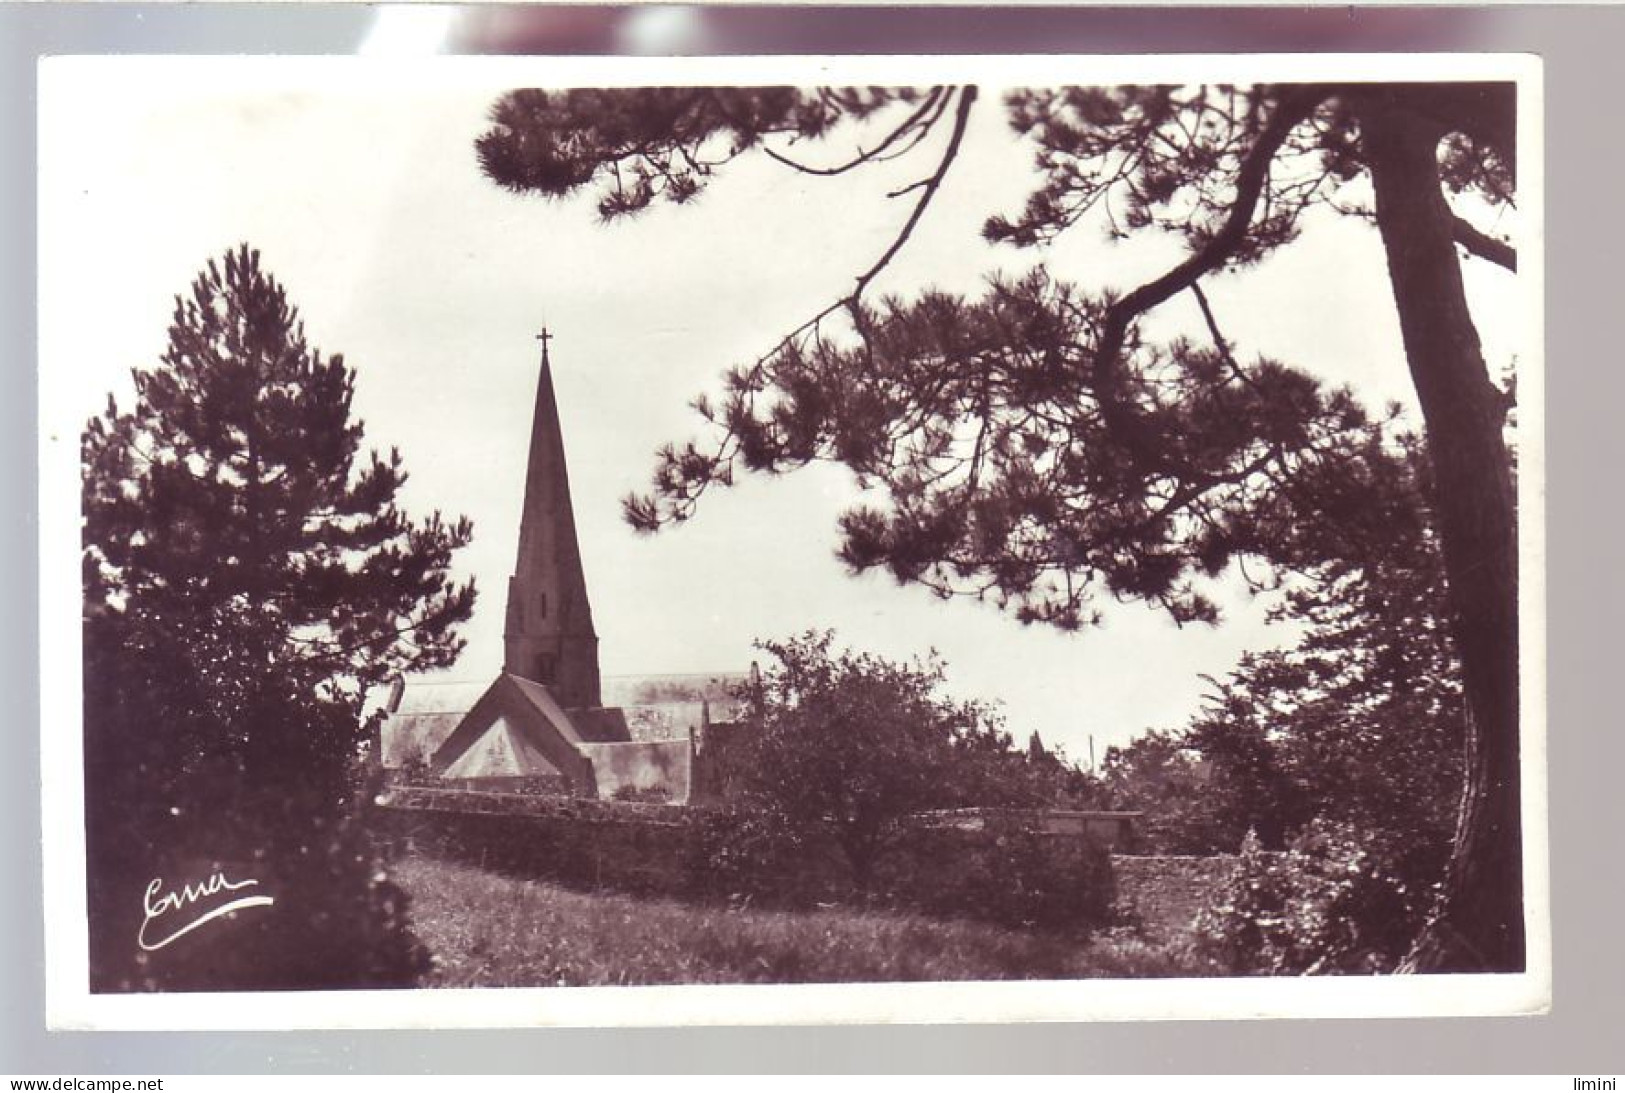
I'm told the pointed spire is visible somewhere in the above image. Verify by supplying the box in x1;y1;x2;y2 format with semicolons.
503;328;602;709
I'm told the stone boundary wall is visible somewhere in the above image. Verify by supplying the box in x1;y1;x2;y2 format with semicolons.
380;791;1248;937
917;807;1141;850
1110;854;1241;933
380;784;688;822
372;790;1117;930
374;791;696;895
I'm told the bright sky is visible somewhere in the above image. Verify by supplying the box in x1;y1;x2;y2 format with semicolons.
40;59;1525;766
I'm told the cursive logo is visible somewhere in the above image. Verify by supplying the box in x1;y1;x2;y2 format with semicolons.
137;870;275;952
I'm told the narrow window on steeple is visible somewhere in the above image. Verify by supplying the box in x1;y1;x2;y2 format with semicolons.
539;592;548;619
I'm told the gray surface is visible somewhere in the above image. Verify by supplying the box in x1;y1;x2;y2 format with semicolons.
5;2;1621;1074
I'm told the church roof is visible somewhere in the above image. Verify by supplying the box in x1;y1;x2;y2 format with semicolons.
502;673;594;742
379;668;757;767
600;673;743;704
378;678;490;768
429;672;596;790
379;669;642;770
566;706;635;743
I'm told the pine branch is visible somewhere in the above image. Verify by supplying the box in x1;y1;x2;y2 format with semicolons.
758;88;948;177
1092;86;1334;398
1451;214;1517;271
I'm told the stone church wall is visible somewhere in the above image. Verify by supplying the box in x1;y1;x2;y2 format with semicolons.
579;739;693;802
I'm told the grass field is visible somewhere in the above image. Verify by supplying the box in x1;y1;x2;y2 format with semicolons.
393;853;1204;987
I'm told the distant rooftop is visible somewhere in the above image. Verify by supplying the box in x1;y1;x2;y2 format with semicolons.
601;672;748;707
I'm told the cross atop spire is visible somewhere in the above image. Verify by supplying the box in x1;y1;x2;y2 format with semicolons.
535;326;553;367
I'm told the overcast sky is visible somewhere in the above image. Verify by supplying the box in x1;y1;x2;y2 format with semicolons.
40;59;1526;764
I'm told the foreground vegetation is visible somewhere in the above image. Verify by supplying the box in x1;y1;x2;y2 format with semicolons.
394;854;1204;987
82;248;471;991
480;79;1521;972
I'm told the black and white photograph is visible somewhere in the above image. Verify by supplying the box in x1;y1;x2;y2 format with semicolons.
38;54;1546;1028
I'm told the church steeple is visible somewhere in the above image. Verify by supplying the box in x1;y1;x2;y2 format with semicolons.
503;329;602;709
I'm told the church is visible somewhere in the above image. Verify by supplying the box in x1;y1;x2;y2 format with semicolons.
376;333;742;804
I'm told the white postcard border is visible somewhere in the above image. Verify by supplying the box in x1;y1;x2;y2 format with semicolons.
39;51;1549;1030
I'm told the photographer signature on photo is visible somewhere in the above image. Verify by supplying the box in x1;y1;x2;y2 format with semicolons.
137;871;275;952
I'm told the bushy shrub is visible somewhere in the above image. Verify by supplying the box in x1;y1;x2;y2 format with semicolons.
1192;820;1437;974
729;632;1045;889
877;819;1115;935
92;785;430;993
1085;926;1228;978
989;827;1116;933
683;806;846;907
215;801;431;991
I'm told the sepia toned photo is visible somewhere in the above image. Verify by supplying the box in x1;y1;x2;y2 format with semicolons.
38;54;1546;1028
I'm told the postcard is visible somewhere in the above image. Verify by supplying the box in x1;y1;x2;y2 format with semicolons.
38;53;1547;1029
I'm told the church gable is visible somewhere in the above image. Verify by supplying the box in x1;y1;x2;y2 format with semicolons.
429;673;594;792
440;713;564;780
562;706;633;743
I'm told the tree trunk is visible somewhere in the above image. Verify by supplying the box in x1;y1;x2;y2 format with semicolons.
1360;97;1524;972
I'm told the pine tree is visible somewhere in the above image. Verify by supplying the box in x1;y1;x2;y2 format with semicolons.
81;244;475;990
